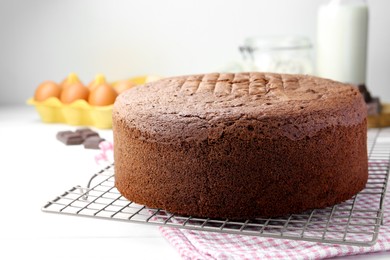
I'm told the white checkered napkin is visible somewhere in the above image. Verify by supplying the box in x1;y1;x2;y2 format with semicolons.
160;161;390;260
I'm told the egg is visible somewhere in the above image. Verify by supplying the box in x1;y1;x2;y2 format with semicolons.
34;81;62;102
60;83;89;104
88;84;118;106
61;72;82;90
113;80;137;94
88;74;107;91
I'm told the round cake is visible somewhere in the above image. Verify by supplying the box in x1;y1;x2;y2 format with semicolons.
113;72;368;219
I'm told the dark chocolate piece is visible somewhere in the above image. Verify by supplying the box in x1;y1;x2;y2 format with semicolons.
82;131;99;139
75;128;99;139
356;84;381;115
56;131;84;145
83;136;105;149
358;84;372;103
75;128;91;133
367;97;381;116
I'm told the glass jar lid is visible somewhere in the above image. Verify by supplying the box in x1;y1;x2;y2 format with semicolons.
241;35;312;53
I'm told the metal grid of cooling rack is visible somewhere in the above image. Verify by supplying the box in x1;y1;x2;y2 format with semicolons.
42;128;390;247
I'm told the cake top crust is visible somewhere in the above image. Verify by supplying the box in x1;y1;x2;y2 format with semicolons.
113;72;366;142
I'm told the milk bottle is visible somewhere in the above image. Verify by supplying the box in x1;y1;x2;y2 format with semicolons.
316;0;369;85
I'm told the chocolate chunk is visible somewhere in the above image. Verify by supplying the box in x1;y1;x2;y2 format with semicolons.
75;128;99;139
75;128;90;135
83;136;105;149
82;131;99;139
357;84;373;103
56;131;84;145
367;97;381;116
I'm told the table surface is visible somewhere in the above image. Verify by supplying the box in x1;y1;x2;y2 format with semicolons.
1;106;389;260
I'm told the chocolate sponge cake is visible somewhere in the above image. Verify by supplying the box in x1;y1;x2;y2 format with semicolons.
113;72;368;219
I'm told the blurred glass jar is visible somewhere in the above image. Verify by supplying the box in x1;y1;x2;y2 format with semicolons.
239;36;314;74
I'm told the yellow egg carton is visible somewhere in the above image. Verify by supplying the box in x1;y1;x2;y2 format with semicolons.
27;75;158;129
27;97;114;129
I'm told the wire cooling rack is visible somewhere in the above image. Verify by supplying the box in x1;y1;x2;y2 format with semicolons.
42;128;390;247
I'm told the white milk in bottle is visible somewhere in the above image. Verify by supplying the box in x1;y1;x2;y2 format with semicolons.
316;0;369;85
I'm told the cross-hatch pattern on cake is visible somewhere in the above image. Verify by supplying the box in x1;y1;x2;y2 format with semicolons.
176;73;324;100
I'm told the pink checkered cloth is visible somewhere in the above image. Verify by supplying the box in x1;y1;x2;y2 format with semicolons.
95;142;390;260
159;173;390;260
159;212;390;260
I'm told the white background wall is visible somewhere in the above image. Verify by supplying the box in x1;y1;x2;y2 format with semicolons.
0;0;389;105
